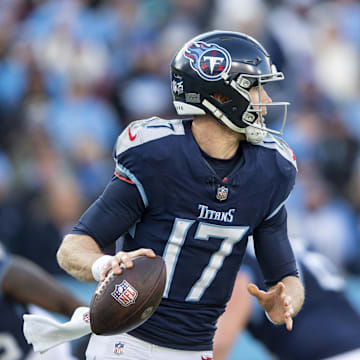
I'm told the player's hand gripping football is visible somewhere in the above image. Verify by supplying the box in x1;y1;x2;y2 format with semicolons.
100;248;156;282
247;281;294;331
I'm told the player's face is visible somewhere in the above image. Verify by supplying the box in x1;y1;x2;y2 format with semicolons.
249;85;272;117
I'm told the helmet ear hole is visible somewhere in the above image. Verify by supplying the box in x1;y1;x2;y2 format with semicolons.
243;110;257;124
170;30;288;139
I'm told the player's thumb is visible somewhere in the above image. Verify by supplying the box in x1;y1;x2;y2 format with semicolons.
273;281;285;296
247;283;260;297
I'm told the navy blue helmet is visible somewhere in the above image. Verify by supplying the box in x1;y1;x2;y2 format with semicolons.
170;30;289;144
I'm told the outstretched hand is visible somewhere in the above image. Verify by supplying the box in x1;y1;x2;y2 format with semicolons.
247;282;294;331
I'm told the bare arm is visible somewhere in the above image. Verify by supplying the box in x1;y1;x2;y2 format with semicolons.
1;255;85;318
248;275;304;331
56;234;104;282
213;273;253;360
57;233;156;282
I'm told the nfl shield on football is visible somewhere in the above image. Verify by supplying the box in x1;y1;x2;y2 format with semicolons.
90;255;166;335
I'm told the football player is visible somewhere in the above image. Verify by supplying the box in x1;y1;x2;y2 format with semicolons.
214;238;360;360
0;241;85;359
57;31;304;360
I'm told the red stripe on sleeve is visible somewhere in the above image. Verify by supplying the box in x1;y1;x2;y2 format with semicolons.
114;172;135;184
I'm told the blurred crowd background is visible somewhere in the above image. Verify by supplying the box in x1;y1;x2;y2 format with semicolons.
1;0;360;358
1;0;360;313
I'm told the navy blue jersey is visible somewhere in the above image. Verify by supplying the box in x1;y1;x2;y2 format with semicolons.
243;240;360;360
0;243;31;360
73;117;298;350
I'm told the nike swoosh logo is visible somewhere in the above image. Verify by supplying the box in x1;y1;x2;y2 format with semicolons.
128;127;136;141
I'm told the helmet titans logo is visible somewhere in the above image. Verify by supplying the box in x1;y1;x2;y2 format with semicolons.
184;41;231;81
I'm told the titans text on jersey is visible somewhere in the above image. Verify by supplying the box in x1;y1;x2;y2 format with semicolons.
197;204;235;223
73;117;298;350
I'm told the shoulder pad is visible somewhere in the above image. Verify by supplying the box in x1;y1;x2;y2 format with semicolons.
115;117;185;157
258;134;297;171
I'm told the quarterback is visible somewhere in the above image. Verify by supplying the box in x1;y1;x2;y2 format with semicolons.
57;31;304;360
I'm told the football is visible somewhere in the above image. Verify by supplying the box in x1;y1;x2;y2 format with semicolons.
90;255;166;335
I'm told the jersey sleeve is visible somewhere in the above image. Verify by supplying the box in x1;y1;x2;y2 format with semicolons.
71;176;145;248
253;136;299;286
260;135;297;222
253;207;299;287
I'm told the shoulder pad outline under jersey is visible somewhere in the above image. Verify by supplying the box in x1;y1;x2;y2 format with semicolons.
257;134;297;171
115;117;185;157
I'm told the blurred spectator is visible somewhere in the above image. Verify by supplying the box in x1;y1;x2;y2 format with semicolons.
211;0;286;71
284;109;325;162
268;0;316;81
44;75;121;199
347;157;360;213
118;73;174;122
315;116;359;197
312;22;360;102
0;151;22;247
288;174;359;272
2;129;86;273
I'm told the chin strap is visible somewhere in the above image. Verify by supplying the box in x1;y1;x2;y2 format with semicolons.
202;99;266;145
244;125;266;144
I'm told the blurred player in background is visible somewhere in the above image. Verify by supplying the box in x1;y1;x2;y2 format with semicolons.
214;237;360;360
0;241;86;360
57;30;304;360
